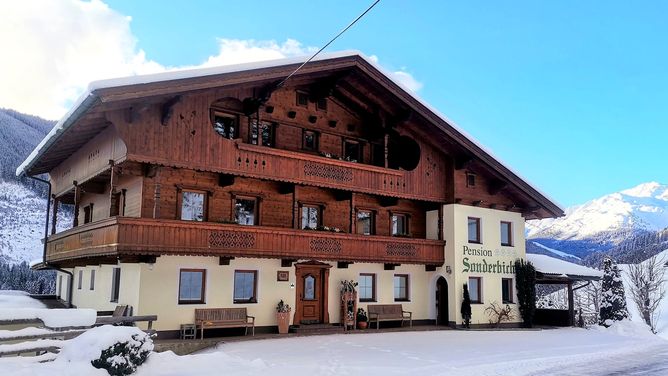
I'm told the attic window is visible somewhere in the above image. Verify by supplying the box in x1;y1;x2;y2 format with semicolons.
466;173;476;187
316;98;327;111
297;92;308;107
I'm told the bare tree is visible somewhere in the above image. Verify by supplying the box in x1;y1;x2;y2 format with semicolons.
627;255;666;333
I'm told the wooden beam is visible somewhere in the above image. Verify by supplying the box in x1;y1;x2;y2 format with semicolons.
219;257;235;266
218;173;235;188
281;259;297;268
72;181;80;227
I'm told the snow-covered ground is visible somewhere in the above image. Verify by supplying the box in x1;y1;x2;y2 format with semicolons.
1;292;667;375
0;290;45;308
2;323;667;375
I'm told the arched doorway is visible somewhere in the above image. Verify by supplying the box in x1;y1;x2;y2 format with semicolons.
436;277;449;326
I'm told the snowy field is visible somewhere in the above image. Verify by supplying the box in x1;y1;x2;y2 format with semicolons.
2;322;667;376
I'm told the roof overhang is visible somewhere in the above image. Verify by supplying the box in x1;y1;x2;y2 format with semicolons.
16;50;564;218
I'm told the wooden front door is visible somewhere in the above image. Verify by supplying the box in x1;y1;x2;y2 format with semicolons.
295;262;331;325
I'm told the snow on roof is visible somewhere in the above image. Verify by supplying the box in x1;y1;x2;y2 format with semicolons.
15;50;563;212
527;253;603;279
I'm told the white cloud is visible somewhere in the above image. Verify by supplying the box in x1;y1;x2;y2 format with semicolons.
0;0;422;120
0;0;164;119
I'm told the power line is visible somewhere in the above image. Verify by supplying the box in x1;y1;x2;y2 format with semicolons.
275;0;382;90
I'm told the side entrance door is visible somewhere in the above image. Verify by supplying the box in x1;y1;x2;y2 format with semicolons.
436;276;449;325
295;261;331;325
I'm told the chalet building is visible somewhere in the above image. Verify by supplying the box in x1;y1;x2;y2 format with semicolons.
18;52;563;335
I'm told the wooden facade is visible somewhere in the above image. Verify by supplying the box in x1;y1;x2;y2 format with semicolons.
24;53;563;268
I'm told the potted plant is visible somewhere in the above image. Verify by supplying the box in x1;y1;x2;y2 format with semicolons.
356;308;368;329
276;300;291;334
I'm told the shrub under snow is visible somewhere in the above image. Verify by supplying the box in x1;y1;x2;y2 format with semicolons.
57;326;153;375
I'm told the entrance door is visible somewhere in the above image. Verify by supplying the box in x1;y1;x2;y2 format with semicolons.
295;262;331;325
436;277;449;325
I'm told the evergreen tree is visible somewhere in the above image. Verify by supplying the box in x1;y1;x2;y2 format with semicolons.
460;283;472;328
599;258;629;326
515;259;537;328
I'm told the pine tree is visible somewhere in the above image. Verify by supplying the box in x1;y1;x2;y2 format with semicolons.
460;284;472;328
515;259;537;328
599;258;629;326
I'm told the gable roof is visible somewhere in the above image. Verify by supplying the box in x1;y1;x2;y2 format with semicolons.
16;50;563;217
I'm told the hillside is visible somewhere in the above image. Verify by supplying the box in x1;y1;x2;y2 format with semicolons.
528;182;668;260
0;108;70;264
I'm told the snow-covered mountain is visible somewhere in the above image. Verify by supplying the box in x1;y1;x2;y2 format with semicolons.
0;109;71;264
527;182;668;259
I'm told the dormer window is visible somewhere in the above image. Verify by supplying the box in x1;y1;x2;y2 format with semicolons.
212;112;238;139
466;172;476;187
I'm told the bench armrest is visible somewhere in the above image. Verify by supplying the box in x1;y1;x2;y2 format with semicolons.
402;311;412;317
246;316;255;324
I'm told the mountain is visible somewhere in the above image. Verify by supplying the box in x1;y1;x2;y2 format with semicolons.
0;108;71;264
528;182;668;261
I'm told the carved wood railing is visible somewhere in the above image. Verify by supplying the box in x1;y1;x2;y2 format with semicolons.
46;217;445;266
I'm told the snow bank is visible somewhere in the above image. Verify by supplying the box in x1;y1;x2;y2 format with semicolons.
590;319;656;338
56;325;153;364
0;290;45;309
0;308;96;328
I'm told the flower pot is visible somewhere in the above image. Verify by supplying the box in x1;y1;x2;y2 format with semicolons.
277;311;291;334
357;321;368;330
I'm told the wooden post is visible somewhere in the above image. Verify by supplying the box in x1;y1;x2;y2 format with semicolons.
152;167;161;219
108;160;115;214
72;181;80;227
437;204;443;240
567;281;575;326
383;133;389;168
51;195;59;235
349;193;355;233
292;186;298;229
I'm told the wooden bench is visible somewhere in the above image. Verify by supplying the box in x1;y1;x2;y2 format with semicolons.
195;308;255;338
367;304;412;330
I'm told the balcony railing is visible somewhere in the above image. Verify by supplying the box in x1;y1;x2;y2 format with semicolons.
227;142;446;202
46;217;445;266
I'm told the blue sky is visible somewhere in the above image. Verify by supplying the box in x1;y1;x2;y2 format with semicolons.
5;1;668;207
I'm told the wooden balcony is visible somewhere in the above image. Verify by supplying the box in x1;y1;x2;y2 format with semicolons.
46;217;445;266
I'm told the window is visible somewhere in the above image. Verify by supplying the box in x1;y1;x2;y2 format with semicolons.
391;214;408;236
358;273;376;302
234;270;257;303
83;203;94;224
343;140;361;162
468;217;481;243
178;269;205;304
234;196;258;225
301;205;321;229
181;191;206;221
212;113;238;139
110;267;121;303
304;275;316;300
77;270;83;290
302;130;319;151
250;119;275;147
466;172;476;187
316;98;327;111
90;269;96;291
500;221;513;246
110;190;125;217
356;210;374;235
371;143;385;167
468;276;482;304
502;278;513;304
296;92;308;106
394;274;409;301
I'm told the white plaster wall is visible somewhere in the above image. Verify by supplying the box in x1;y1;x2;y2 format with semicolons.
443;204;526;325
